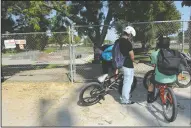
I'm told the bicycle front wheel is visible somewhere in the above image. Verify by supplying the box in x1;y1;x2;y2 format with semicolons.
161;87;178;122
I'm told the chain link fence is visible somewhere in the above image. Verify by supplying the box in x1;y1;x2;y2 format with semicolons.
71;20;191;83
1;32;72;82
1;20;190;83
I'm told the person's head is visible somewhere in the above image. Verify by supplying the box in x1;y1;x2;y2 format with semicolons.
121;26;136;41
157;35;170;49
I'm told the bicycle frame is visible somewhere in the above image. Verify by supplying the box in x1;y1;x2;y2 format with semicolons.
103;73;122;90
155;85;173;105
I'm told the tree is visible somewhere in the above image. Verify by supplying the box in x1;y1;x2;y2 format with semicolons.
50;11;69;49
1;1;18;33
41;1;123;61
4;1;53;51
64;1;131;61
115;1;181;49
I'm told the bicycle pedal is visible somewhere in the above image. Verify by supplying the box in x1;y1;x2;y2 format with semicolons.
101;96;105;100
99;95;105;100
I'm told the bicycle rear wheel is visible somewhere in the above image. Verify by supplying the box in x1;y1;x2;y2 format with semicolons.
143;70;154;90
161;87;178;122
79;82;103;106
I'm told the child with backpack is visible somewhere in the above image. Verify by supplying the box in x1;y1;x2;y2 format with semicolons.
147;36;183;111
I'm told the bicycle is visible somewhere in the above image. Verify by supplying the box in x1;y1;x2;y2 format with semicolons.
149;79;178;122
79;72;137;106
143;64;178;122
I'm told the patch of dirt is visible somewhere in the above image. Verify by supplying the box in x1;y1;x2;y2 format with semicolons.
2;81;73;126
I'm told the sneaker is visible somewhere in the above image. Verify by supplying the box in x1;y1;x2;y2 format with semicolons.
121;101;135;105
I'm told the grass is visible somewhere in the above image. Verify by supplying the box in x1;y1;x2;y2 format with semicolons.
2;50;17;56
135;54;150;62
184;49;189;53
43;48;57;54
44;64;64;69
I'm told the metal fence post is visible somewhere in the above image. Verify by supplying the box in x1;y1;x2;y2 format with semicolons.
182;21;185;52
69;26;73;83
71;25;76;82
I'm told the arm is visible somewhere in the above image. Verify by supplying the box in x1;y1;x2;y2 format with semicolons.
150;51;157;67
129;50;135;62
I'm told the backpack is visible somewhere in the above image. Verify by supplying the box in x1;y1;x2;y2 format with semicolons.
112;39;125;69
157;48;182;75
101;45;114;61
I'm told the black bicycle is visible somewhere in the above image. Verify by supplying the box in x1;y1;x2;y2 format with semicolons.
79;73;137;106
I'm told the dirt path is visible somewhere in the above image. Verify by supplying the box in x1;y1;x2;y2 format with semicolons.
2;81;72;126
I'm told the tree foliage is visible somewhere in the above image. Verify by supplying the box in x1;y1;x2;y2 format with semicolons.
2;1;183;51
115;1;181;48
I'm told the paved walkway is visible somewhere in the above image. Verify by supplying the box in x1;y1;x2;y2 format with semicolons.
38;80;190;126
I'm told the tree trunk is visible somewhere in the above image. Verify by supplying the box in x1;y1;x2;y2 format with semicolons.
59;44;63;50
92;41;102;64
99;7;113;46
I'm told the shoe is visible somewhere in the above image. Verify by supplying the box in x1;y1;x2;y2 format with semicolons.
121;101;135;105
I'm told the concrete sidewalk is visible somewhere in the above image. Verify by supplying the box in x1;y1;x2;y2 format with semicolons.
38;79;190;126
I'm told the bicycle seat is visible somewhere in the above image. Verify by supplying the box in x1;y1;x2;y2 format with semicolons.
98;74;108;83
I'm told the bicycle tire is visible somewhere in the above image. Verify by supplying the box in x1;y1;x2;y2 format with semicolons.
176;69;191;88
161;87;178;122
79;82;103;106
143;70;154;90
118;76;137;95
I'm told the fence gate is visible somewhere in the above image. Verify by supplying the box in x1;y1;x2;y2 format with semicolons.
1;32;71;82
